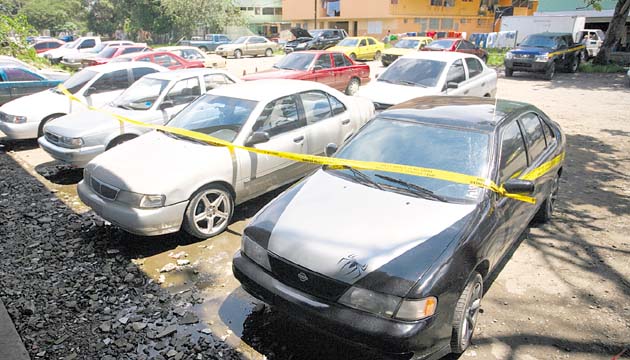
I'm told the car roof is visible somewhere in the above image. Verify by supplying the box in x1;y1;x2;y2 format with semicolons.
381;96;536;132
84;61;165;73
144;68;231;80
402;51;478;61
209;79;335;102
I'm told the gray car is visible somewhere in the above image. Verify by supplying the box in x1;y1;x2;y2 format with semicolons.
38;68;240;167
78;79;375;238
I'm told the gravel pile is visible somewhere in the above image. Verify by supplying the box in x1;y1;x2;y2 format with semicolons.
0;151;241;359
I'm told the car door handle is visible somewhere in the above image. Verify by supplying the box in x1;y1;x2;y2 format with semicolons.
293;135;304;143
341;119;350;125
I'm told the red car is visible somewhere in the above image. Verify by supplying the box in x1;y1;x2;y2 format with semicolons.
32;39;65;54
422;38;488;62
111;51;205;70
81;45;151;67
242;50;370;95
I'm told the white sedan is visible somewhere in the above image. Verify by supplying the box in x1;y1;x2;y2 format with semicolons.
155;46;227;68
78;79;374;238
0;62;166;140
358;52;497;110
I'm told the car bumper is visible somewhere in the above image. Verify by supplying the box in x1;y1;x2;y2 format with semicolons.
77;180;188;236
60;61;82;69
232;251;450;359
504;59;550;73
215;50;230;57
38;136;105;168
0;121;39;140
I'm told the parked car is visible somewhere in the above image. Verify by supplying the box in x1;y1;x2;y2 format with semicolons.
242;51;370;95
233;96;566;360
422;38;488;63
381;36;433;66
111;51;205;70
504;32;584;80
578;29;605;58
61;41;136;69
177;34;231;52
155;46;227;68
0;65;64;106
328;36;385;61
39;68;240;167
215;36;279;59
0;55;70;81
40;37;101;64
283;28;317;54
77;79;375;238
0;62;166;140
358;52;497;110
80;45;151;68
32;39;65;54
293;29;349;52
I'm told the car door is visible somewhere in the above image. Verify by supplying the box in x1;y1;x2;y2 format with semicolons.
80;69;130;109
443;59;468;95
312;53;336;88
357;38;368;59
332;53;351;92
299;90;345;156
242;95;310;197
463;57;486;96
554;37;569;67
154;76;202;124
367;37;378;58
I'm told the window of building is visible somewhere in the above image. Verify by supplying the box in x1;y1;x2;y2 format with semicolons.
262;7;274;15
391;0;399;4
275;7;283;15
429;18;439;30
444;0;454;6
430;0;443;5
255;7;261;15
441;18;453;30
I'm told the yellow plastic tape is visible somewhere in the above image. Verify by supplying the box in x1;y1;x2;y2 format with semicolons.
548;45;586;58
57;85;566;204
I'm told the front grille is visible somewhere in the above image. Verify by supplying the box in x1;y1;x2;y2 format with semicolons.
513;62;533;68
90;177;119;200
514;53;535;59
45;131;60;145
269;253;349;301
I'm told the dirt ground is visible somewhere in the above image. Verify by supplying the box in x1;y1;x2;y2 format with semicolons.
0;59;629;360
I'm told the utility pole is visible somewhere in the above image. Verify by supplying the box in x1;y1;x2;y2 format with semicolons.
314;0;318;29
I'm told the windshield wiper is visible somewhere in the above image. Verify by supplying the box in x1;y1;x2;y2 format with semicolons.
374;174;448;202
394;79;426;87
333;165;383;190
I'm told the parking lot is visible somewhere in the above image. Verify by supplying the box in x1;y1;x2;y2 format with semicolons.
1;56;629;360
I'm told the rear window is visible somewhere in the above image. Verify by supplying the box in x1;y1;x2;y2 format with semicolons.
426;39;455;49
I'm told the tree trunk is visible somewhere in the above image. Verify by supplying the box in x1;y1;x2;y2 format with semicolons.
593;0;630;65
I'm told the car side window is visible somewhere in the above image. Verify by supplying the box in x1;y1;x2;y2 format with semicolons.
367;38;376;45
156;54;182;67
253;96;303;137
300;91;332;124
164;77;201;106
121;47;142;55
332;53;345;67
315;54;332;69
327;94;347;116
465;57;483;78
132;67;159;81
539;116;556;145
359;39;367;47
80;39;95;49
556;37;568;49
183;49;203;59
458;40;475;50
89;69;129;94
4;68;42;81
446;59;466;84
519;113;547;162
499;120;529;184
342;54;354;66
204;73;234;90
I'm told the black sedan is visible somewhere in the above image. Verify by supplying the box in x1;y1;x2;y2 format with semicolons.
233;96;566;359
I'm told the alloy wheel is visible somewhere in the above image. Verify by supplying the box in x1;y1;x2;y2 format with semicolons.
461;282;482;348
191;189;231;236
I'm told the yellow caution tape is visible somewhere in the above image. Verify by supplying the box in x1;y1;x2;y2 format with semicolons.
57;85;565;204
548;45;585;58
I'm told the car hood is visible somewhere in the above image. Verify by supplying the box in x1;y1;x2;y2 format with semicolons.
246;170;478;296
0;89;65;117
242;68;305;80
511;47;550;55
217;44;240;50
383;47;415;56
290;28;312;39
86;131;232;203
357;81;440;107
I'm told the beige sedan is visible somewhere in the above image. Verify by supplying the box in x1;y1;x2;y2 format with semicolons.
155;46;226;68
215;36;278;59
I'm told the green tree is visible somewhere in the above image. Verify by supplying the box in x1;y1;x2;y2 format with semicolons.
590;0;630;64
161;0;244;37
0;13;36;57
19;0;85;33
0;0;25;15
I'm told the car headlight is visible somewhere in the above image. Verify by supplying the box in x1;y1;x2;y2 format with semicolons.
116;190;165;209
505;52;513;60
59;136;84;148
0;113;27;124
339;286;437;321
241;234;271;271
535;54;549;62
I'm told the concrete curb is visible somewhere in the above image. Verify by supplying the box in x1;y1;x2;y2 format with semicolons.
0;299;31;360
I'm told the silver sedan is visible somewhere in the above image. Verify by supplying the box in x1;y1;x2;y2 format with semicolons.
78;79;375;238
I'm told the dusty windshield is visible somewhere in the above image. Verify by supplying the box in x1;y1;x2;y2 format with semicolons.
395;39;420;49
521;35;556;48
61;69;97;94
426;39;455;50
167;95;257;142
112;77;169;110
274;53;315;70
378;58;446;88
97;47;118;58
233;37;247;44
337;38;359;47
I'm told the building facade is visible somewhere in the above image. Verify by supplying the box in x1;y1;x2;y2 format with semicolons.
238;0;291;37
281;0;537;38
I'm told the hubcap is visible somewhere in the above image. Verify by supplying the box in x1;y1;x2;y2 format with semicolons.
192;190;230;235
348;79;359;94
462;282;482;347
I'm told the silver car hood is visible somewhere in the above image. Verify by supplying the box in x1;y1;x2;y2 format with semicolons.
264;170;476;286
357;81;442;106
86;131;233;204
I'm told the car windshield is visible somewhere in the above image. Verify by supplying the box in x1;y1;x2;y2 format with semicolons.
337;38;358;47
273;53;315;70
329;117;490;202
521;35;556;48
111;57;132;62
63;41;77;49
167;95;257;142
97;47;118;58
309;30;324;38
91;43;107;53
233;37;248;44
426;39;454;49
112;77;169;110
378;58;446;88
395;39;420;49
61;69;97;94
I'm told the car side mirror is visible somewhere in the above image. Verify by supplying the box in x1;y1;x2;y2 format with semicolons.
160;100;175;110
325;143;338;157
447;82;459;89
502;179;535;195
245;131;270;147
312;65;323;71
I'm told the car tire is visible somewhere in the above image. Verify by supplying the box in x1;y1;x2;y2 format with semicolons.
544;62;555;81
567;56;579;73
505;67;513;77
345;77;360;96
234;49;242;59
374;51;381;61
534;172;560;223
265;48;273;57
350;53;357;61
38;114;63;138
451;272;483;354
481;55;488;63
199;46;208;52
183;184;234;239
106;134;137;151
